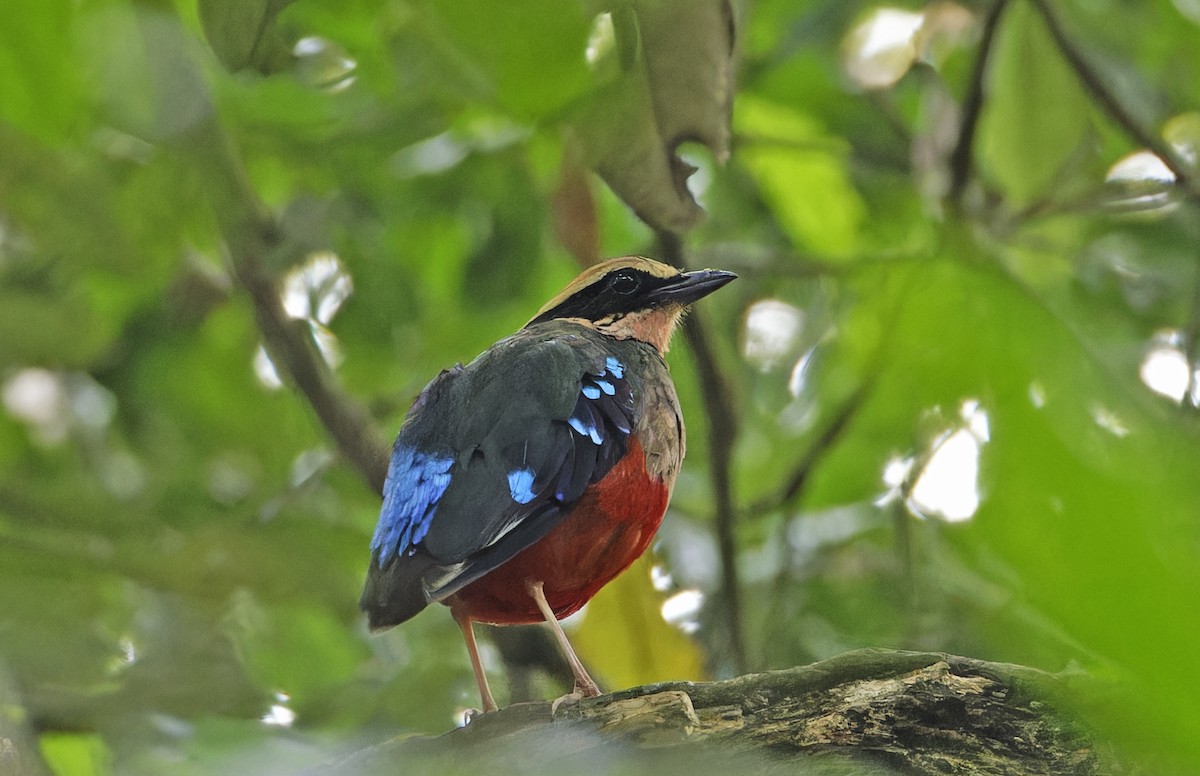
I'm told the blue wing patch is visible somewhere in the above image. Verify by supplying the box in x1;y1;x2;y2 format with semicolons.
370;356;633;577
507;467;537;504
550;357;635;503
371;445;455;567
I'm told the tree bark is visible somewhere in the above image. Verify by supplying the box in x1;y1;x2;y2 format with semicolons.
316;649;1113;775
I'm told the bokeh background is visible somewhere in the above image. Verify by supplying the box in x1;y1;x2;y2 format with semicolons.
3;0;1200;773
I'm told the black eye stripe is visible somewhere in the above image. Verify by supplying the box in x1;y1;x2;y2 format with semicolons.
528;268;670;326
611;273;639;294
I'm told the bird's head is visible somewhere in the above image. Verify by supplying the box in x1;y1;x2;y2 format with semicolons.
526;257;737;353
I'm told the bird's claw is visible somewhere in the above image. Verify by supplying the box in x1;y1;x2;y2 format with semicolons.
550;680;603;715
550;689;585;715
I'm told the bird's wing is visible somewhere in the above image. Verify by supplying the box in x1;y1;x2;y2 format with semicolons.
361;332;636;624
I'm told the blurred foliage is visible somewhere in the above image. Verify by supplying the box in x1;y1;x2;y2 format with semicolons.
3;0;1200;773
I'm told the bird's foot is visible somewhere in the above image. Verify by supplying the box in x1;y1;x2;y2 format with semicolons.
549;680;603;715
550;689;585;715
577;677;602;698
461;702;498;725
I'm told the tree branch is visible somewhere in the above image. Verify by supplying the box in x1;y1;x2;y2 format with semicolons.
318;649;1111;776
657;231;748;676
947;0;1012;204
1028;0;1200;201
134;2;390;494
745;380;874;519
229;240;390;493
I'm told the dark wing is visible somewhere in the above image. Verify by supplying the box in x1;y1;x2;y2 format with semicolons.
360;337;635;629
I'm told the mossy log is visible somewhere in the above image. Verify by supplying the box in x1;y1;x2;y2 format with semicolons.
318;649;1112;775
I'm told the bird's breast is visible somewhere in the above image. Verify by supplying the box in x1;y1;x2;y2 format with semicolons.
448;436;670;625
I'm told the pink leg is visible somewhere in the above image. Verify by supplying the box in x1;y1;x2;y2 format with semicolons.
525;579;601;698
452;605;498;712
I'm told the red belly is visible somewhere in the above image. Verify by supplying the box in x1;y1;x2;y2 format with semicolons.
449;437;669;625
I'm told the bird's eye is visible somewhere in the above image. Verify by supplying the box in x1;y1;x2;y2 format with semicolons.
610;272;640;295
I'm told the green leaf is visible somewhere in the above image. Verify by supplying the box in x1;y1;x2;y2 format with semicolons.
978;2;1091;205
0;0;83;140
198;0;292;73
39;733;111;776
421;0;591;119
736;95;865;256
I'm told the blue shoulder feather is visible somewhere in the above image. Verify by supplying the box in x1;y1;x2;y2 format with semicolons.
371;445;454;568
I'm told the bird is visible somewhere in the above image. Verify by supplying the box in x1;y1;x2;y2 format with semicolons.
359;256;736;712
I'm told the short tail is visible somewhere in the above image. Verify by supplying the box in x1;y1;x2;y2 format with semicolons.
359;555;437;630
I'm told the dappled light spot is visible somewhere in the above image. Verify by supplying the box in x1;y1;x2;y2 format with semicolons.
585;12;615;67
253;345;284;390
962;399;990;441
207;453;259;505
106;636;138;676
92;126;156;165
679;145;714;202
293;36;357;93
70;376;117;430
886;399;990;523
910;429;981;522
261;692;296;728
390;133;470;179
99;450;147;501
842;8;925;89
786;505;874;565
391;120;529;180
1028;381;1047;409
788;346;817;399
3;369;117;446
1105;150;1179;214
310;323;345;371
742;299;803;371
120;637;137;664
282;251;354;326
650;563;673;592
1090;403;1130;438
1164;112;1200;164
1176;0;1200;23
660;589;703;635
1;369;140;497
1139;329;1191;403
877;455;915;507
291;447;335;489
3;368;69;443
656;516;722;591
256;253;354;389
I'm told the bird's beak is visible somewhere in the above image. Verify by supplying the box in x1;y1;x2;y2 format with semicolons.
646;269;738;307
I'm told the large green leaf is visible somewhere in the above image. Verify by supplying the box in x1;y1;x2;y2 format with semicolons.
978;2;1092;205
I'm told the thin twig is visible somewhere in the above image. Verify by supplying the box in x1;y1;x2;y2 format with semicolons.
1028;0;1200;201
136;1;390;495
744;379;875;519
231;245;390;493
948;0;1012;204
657;230;748;676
